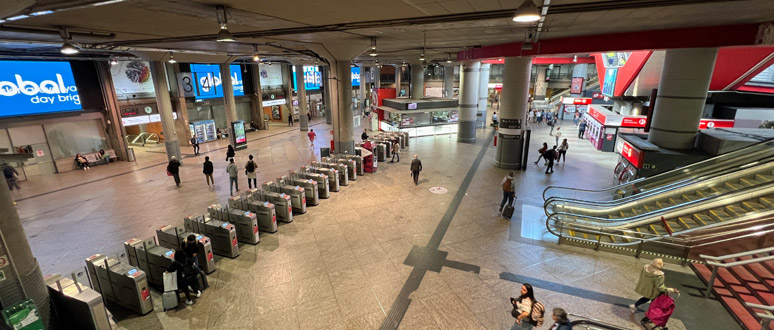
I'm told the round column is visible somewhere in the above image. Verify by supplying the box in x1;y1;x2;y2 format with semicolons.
442;64;454;98
457;61;480;143
648;48;718;150
410;64;424;99
534;66;548;100
478;63;491;127
359;66;367;113
335;62;355;153
496;57;531;169
150;61;181;161
295;65;309;131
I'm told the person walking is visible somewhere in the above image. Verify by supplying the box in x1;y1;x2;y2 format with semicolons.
287;113;294;126
534;143;548;165
245;155;257;189
410;154;422;185
492;111;499;128
307;129;316;149
629;258;679;315
549;308;572;330
554;127;562;146
544;146;557;174
165;251;202;306
536;110;543;124
390;138;400;162
202;156;214;187
226;158;239;196
361;129;369;141
528;110;535;124
190;136;200;156
3;163;20;191
510;283;537;330
573;111;580;126
226;145;235;162
307;111;312;122
578;120;587;139
558;139;569;163
167;156;181;187
500;172;516;212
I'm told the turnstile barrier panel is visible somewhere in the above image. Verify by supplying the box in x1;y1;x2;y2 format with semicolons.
227;209;260;244
46;275;111;330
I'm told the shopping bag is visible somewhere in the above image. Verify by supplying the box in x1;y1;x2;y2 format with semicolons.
166;171;173;176
163;271;178;292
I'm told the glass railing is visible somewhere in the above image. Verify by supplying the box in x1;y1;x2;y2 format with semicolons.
125;133;160;146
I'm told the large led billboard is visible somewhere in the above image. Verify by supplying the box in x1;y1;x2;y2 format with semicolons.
0;61;82;117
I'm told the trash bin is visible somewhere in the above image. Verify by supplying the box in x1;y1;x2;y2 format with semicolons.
126;148;136;162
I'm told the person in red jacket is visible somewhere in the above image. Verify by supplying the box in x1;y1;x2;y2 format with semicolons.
307;129;316;149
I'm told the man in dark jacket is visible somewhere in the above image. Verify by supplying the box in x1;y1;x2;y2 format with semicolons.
202;156;214;187
3;163;20;191
361;129;369;141
167;156;181;187
190;136;199;156
549;308;572;330
410;154;422;185
544;146;557;174
578;120;587;139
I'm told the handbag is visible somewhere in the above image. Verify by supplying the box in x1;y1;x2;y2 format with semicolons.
166;171;173;176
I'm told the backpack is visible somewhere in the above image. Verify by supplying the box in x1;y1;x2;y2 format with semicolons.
531;300;545;326
246;161;255;172
502;178;512;192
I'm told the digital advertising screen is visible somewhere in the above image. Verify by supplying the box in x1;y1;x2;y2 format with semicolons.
0;60;82;117
602;68;617;97
189;64;244;100
292;66;322;91
351;67;360;87
232;120;247;149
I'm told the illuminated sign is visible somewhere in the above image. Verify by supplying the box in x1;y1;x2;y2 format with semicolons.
621;141;644;168
562;97;592;105
352;67;360;87
621;117;647;128
232;120;247;150
602;68;617;97
0;60;82;117
698;119;734;129
587;107;607;125
189;64;244;100
570;77;584;94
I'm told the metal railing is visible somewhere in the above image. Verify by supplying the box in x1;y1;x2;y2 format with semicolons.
744;302;774;330
568;313;633;330
700;247;774;298
125;132;160;146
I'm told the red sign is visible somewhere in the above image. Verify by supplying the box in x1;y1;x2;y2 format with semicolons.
621;117;647;128
587;107;607;125
561;97;592;105
621;142;644;168
571;78;584;94
592;92;604;99
698;119;734;129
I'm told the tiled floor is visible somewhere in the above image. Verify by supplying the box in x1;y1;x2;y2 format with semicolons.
11;113;738;329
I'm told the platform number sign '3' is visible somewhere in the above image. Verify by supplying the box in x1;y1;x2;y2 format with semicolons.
177;72;196;98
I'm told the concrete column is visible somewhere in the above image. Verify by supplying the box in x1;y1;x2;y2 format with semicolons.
410;64;424;99
496;57;531;169
250;64;267;129
457;61;480;143
295;65;309;131
334;61;355;153
220;63;238;127
534;66;548;100
648;48;718;150
168;63;191;143
442;64;454;98
478;63;491;127
149;61;181;161
570;64;588;97
374;65;381;89
394;65;402;97
284;64;294;124
95;61;129;160
322;66;332;124
359;66;366;113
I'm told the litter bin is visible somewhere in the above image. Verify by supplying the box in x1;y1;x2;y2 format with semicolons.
126;148;136;162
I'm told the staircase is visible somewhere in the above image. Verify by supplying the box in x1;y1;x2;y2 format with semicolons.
693;248;774;330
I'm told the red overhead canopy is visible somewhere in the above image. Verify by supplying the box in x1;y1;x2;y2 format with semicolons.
481;57;594;65
710;47;774;91
594;51;653;97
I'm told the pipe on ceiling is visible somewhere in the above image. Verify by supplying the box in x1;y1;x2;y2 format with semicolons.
0;26;115;40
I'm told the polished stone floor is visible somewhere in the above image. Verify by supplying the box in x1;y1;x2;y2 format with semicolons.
12;113;736;329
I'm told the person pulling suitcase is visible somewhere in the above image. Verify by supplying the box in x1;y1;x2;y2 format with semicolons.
500;172;516;214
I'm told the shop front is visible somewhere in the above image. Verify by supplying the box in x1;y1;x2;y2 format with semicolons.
377;98;459;137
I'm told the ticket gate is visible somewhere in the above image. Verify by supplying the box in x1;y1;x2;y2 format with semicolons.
305;166;339;192
264;181;306;214
314;161;348;186
344;155;364;176
123;237;174;289
183;214;239;258
280;174;320;206
243;199;278;233
249;189;293;223
227;209;260;244
294;169;330;199
46;274;111;330
156;225;216;274
337;157;358;180
379;139;393;158
374;143;386;162
85;254;152;315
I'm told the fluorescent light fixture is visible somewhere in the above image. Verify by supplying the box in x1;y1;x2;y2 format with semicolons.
92;0;125;6
216;26;235;42
0;19;5;23
513;0;540;22
31;10;54;16
60;42;79;54
6;15;30;21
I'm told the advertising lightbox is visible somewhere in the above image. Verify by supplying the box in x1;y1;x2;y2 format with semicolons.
601;68;617;97
352;67;360;87
111;61;154;96
189;64;244;101
292;66;322;91
0;61;82;117
232;120;247;150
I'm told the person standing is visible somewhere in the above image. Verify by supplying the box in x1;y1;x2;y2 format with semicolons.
554;127;562;146
3;163;20;191
245;155;257;189
500;172;516;212
190;135;200;156
558;139;569;163
390;138;400;163
492;111;499;128
573;111;580;126
511;283;537;330
578;120;587;139
629;258;679;314
544;146;557;174
167;156;181;187
202;156;214;187
549;308;572;330
528;110;535;124
226;158;239;196
165;251;201;306
307;129;316;149
226;145;235;162
307;111;312;122
534;143;548;165
361;129;369;141
287;113;294;126
180;234;209;289
536;110;543;124
410;154;422;185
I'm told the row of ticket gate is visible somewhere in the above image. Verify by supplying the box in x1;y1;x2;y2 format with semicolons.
44;131;408;329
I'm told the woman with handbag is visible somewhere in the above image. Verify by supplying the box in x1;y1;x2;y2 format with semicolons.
511;284;536;330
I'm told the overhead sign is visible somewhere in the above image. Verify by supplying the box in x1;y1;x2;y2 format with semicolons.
259;64;283;87
602;68;617;97
621;141;644;168
352;67;360;87
262;99;285;107
621;117;647;128
189;64;244;101
591;92;605;99
587;107;607;125
120;104;157;117
111;61;154;96
699;119;735;129
561;97;592;105
0;60;82;117
121;112;177;127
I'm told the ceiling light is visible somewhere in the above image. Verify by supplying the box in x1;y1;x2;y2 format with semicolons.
60;42;79;55
0;20;5;24
92;0;125;6
109;57;118;65
370;37;377;50
252;54;260;62
31;10;54;16
6;15;29;21
446;54;452;63
573;55;578;63
167;52;176;64
513;0;540;22
217;25;235;42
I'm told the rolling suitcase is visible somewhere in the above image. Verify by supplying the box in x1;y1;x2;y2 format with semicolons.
162;291;178;311
502;195;517;219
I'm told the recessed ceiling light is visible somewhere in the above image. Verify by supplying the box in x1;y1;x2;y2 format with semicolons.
513;0;540;22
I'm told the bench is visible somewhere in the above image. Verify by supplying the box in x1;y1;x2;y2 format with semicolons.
85;149;119;166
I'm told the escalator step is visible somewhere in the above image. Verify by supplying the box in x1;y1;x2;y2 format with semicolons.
725;182;743;191
668;198;682;205
568;230;576;237
755;174;774;183
760;197;774;208
682;193;700;201
725;205;745;216
693;213;711;225
742;202;764;212
649;224;661;235
667;221;681;233
696;190;708;198
709;209;730;221
677;217;693;229
609;235;616;243
714;185;732;194
739;178;760;187
656;200;671;209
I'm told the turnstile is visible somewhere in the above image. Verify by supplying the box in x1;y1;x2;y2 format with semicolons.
373;143;386;162
123;237;174;289
314;161;348;186
336;157;358;180
183;214;239;258
85;254;152;315
294;169;330;198
306;165;339;192
156;225;215;274
279;174;319;206
249;188;293;223
344;155;364;176
46;274;111;330
209;203;260;245
264;181;306;214
243;198;278;233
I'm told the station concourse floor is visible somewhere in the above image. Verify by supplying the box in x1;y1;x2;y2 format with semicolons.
12;114;739;330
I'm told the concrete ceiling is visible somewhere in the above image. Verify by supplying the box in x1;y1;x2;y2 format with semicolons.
0;0;772;65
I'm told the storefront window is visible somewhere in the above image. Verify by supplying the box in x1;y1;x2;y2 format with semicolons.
44;120;107;159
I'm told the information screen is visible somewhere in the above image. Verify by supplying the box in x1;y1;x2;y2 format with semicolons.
351;67;360;87
232;120;247;149
602;68;617;97
189;64;244;100
0;60;82;117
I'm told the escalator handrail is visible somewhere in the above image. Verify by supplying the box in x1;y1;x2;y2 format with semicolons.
700;246;774;263
543;158;774;216
542;138;774;202
568;313;634;330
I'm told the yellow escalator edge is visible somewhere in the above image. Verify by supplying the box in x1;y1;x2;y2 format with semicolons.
649;224;661;235
693;214;709;226
678;218;692;230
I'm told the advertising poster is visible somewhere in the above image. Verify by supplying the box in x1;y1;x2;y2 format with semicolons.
292;66;322;90
0;60;82;117
570;77;584;94
259;64;283;87
189;64;243;100
602;68;617;97
111;61;155;96
352;67;360;87
232;120;247;149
